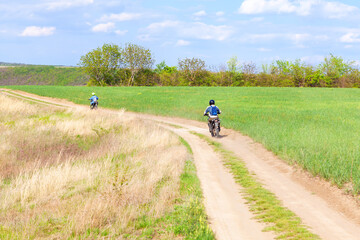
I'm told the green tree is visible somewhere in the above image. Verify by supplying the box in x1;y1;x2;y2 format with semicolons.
122;43;154;86
274;60;291;75
78;43;122;86
154;60;177;74
178;57;206;85
261;64;271;74
163;65;177;73
227;56;240;73
290;59;306;87
320;54;354;86
155;60;167;74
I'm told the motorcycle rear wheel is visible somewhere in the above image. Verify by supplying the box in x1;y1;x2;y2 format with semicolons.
215;122;219;137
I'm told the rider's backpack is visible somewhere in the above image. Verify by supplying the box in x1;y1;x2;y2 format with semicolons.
210;106;218;116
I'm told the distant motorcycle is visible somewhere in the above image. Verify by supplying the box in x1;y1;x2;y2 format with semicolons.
90;100;98;110
204;113;220;137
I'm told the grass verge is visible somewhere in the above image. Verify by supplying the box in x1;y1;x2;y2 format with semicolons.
193;132;319;240
0;95;214;239
132;136;215;239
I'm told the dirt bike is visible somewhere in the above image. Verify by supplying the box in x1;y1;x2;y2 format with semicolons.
90;100;98;110
204;114;220;138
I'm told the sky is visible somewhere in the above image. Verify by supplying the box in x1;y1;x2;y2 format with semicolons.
1;0;360;68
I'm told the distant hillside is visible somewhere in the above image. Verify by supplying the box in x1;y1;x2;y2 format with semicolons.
0;62;69;67
0;65;89;86
0;62;27;66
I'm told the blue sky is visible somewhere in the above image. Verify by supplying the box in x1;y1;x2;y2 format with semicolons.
1;0;360;68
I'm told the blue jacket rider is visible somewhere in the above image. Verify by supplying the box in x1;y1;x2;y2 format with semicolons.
89;92;98;105
204;99;221;117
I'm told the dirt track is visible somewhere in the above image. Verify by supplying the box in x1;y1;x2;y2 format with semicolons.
3;89;360;240
153;116;360;240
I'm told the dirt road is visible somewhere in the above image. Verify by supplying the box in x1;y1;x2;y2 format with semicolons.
3;89;360;240
154;115;360;240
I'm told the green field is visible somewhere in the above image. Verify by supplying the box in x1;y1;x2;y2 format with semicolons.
5;86;360;194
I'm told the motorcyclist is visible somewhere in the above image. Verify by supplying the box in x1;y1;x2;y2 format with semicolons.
204;99;221;132
89;92;99;108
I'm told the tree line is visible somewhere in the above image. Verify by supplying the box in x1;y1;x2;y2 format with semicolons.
79;43;360;88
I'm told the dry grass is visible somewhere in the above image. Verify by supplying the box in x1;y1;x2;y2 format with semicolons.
0;95;187;239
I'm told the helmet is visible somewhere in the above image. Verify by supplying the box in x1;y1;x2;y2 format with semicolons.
209;99;215;105
92;92;95;96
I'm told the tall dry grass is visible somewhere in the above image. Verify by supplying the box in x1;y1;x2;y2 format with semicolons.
0;95;187;239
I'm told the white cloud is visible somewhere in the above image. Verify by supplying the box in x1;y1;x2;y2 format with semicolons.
115;30;128;35
216;11;225;17
193;10;207;17
323;2;358;19
287;33;328;44
238;0;358;18
238;0;297;14
243;32;328;46
176;40;191;46
258;47;272;52
296;0;318;16
340;32;360;43
138;34;154;41
284;33;325;42
161;41;173;47
300;55;325;65
20;26;55;37
46;0;94;10
314;35;329;41
145;20;234;41
100;13;142;22
289;33;313;47
180;22;234;41
92;22;115;32
193;10;207;20
147;20;180;32
290;33;310;41
245;33;279;41
238;17;264;24
251;17;265;22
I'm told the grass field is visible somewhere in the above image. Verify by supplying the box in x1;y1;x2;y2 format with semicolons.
0;94;214;239
5;85;360;194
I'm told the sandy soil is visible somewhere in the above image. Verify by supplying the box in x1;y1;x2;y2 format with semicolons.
3;89;360;240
